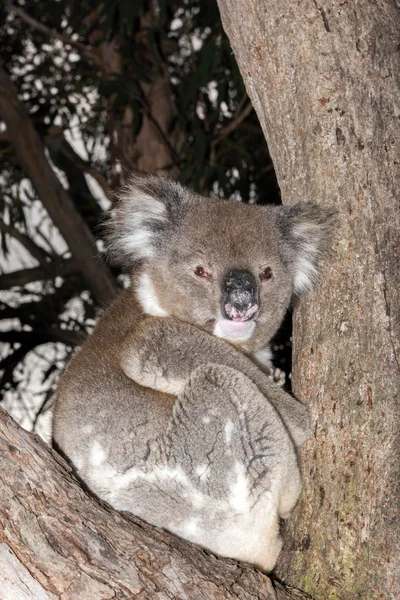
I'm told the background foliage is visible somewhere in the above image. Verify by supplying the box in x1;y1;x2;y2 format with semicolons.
0;0;286;436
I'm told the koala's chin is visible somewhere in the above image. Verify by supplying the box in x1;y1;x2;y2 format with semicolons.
213;317;256;344
52;175;334;573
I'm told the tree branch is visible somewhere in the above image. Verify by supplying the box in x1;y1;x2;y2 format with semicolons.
214;102;253;144
0;278;83;325
0;221;51;264
0;328;86;347
0;257;78;290
0;341;37;372
45;126;114;202
0;408;311;599
83;164;114;201
5;2;105;73
0;343;37;393
0;65;118;305
209;103;253;166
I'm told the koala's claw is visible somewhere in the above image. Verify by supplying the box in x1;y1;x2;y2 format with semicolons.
268;367;286;387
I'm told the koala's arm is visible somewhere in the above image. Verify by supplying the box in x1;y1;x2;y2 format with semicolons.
120;317;309;447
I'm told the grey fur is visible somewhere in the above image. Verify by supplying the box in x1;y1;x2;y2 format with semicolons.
53;175;333;572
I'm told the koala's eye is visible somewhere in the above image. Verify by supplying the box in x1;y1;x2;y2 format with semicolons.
260;267;272;281
194;266;211;279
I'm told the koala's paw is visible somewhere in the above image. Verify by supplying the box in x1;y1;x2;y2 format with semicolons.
121;350;186;395
268;368;286;387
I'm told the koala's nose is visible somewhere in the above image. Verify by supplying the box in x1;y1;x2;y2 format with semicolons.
222;270;259;321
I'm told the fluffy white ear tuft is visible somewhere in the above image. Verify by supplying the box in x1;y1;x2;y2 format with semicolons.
277;204;335;295
291;218;326;294
105;176;185;265
108;189;167;262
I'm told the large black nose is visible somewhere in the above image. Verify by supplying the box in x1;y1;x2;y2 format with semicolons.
222;270;259;321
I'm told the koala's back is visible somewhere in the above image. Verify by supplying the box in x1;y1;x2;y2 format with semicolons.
52;290;300;572
53;290;175;472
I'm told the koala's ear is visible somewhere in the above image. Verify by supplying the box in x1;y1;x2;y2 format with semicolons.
105;176;187;265
276;203;335;295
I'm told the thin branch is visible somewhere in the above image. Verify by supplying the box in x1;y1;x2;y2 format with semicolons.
83;165;114;201
0;257;78;290
43;327;86;346
0;343;37;394
233;94;249;119
209;103;254;167
0;328;85;347
33;225;59;256
214;102;254;145
143;108;181;165
5;2;105;73
0;339;37;369
0;279;81;323
0;221;51;264
0;327;82;398
45;126;113;207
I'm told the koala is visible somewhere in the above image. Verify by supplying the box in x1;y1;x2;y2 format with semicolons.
52;176;333;573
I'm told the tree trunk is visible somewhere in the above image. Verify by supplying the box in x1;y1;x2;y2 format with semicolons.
86;8;180;180
0;408;311;600
216;1;400;599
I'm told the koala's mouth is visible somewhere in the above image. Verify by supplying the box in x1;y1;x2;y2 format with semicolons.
223;303;258;322
213;269;259;342
221;269;259;324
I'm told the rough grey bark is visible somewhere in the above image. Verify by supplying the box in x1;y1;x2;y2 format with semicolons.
0;408;311;600
216;1;400;599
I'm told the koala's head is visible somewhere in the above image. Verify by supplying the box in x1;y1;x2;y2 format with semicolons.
107;176;334;353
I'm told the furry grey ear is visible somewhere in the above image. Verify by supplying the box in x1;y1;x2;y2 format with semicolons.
276;204;335;295
106;176;186;265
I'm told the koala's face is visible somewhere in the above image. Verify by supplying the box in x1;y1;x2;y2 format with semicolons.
137;200;295;352
108;176;333;353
